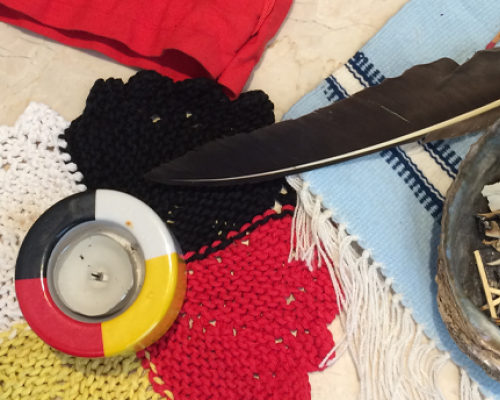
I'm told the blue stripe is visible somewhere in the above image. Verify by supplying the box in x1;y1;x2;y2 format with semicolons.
324;76;349;103
344;52;459;182
347;52;386;87
423;140;461;175
397;149;445;201
420;142;456;180
347;51;445;221
345;63;369;88
380;148;444;220
343;52;459;182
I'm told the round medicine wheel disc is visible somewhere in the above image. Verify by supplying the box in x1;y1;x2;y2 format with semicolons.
15;189;186;358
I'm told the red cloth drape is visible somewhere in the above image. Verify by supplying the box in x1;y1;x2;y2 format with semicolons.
0;0;292;98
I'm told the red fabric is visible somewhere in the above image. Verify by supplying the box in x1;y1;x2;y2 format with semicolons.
0;0;292;98
139;208;339;400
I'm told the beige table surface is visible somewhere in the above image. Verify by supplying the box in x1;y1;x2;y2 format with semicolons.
0;0;466;398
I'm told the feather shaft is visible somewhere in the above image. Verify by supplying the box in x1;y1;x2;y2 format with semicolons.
146;49;500;186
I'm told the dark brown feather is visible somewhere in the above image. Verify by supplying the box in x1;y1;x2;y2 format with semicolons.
146;49;500;186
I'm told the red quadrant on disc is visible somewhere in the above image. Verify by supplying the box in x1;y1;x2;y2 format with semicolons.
16;278;104;358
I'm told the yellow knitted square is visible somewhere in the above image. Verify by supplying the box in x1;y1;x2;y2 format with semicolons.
0;324;163;400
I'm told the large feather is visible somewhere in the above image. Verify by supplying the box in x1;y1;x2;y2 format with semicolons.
146;49;500;186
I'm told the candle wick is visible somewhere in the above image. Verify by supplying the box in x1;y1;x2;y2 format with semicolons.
91;272;104;281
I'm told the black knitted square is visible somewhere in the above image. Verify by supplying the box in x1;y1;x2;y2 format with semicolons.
61;71;296;256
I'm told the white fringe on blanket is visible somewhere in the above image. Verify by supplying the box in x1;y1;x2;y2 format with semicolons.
287;175;489;400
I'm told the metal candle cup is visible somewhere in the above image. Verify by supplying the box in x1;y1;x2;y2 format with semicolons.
47;221;145;321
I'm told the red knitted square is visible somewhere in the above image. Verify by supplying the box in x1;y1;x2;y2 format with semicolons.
140;210;339;400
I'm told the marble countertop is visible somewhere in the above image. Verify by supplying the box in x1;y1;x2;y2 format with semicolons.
0;0;464;398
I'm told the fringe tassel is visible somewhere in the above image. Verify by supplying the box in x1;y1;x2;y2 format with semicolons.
287;175;485;400
461;370;492;400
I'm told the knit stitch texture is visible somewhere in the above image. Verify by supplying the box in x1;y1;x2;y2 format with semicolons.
0;79;337;399
61;71;297;255
59;73;339;399
141;210;338;400
0;103;163;399
0;323;160;400
0;103;85;331
59;72;338;399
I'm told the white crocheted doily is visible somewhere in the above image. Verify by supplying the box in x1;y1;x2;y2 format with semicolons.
0;102;85;331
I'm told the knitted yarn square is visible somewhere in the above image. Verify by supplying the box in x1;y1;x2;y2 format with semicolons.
0;75;339;399
61;71;297;255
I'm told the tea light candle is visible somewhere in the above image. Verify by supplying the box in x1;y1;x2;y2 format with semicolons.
53;234;135;317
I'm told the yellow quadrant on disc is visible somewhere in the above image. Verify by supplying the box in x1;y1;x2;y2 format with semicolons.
101;253;185;357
